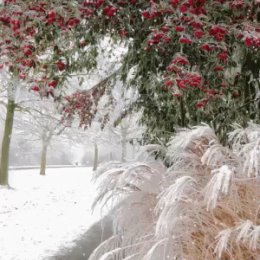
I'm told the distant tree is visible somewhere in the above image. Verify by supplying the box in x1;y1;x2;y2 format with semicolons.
14;97;66;175
109;112;145;162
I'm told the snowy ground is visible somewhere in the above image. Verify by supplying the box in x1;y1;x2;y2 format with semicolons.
0;167;102;260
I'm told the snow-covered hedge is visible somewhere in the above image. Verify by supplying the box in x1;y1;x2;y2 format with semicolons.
91;124;260;260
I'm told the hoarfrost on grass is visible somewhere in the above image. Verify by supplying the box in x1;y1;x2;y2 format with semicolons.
90;124;260;260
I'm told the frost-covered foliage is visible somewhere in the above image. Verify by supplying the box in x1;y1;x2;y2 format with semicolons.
91;124;260;260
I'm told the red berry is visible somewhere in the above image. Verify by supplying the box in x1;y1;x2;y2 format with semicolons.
31;86;40;92
56;60;66;71
48;80;58;88
179;37;193;44
47;10;56;24
164;79;174;87
175;26;185;32
194;30;204;39
67;18;80;28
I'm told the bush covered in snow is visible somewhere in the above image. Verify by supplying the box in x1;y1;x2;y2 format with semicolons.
91;124;260;260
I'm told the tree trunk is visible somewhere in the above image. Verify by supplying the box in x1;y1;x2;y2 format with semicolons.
121;126;127;162
109;151;113;161
0;99;15;186
121;141;127;162
180;96;186;127
40;143;48;176
132;140;136;159
93;143;98;171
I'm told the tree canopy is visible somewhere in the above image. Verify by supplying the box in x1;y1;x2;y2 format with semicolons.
0;0;259;142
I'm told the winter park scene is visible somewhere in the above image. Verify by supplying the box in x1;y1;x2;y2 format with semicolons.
0;1;260;260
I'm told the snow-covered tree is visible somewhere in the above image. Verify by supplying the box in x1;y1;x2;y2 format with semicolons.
109;112;145;162
14;98;66;175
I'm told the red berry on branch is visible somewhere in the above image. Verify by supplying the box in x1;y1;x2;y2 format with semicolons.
48;80;58;88
217;52;228;62
196;102;204;108
200;43;213;52
175;26;185;32
163;36;171;43
103;6;117;17
179;4;189;13
179;37;193;44
142;11;151;19
67;18;80;28
185;73;202;87
161;26;170;33
209;25;226;41
194;30;204;39
164;79;174;87
0;16;11;24
244;37;254;47
47;10;56;24
189;21;203;29
95;0;105;8
21;59;34;67
21;45;34;56
172;56;190;66
176;79;186;89
31;86;40;92
10;19;20;31
214;65;224;71
56;60;66;71
26;27;36;36
119;29;128;37
170;0;180;6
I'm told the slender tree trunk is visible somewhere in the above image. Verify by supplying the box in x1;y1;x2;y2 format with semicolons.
121;128;127;162
93;143;98;171
180;97;186;127
121;140;127;162
132;140;136;159
109;151;113;161
40;143;48;176
0;99;15;185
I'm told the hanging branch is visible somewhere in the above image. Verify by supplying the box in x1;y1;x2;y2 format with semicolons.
61;68;121;128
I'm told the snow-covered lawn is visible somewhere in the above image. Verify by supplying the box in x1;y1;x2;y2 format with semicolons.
0;167;101;260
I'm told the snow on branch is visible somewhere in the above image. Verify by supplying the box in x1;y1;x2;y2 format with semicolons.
89;235;121;260
93;161;162;207
201;142;239;170
204;165;234;210
167;124;217;171
215;220;260;258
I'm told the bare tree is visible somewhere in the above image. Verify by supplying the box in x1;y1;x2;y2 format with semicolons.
14;98;66;175
109;113;145;162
